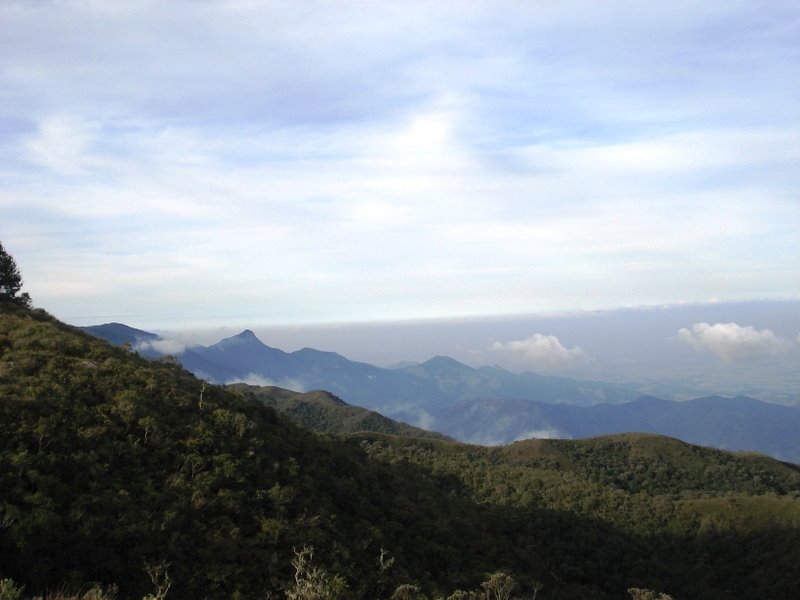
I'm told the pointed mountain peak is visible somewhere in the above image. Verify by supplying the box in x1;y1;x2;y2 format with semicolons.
218;329;264;346
423;355;471;369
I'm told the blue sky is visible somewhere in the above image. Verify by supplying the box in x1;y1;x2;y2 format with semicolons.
1;0;798;330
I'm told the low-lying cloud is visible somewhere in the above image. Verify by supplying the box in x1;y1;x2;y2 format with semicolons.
513;427;570;442
135;338;188;355
676;322;791;361
490;333;587;372
415;410;437;432
227;374;307;392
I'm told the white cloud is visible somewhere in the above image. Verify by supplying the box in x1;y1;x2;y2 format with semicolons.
490;334;587;372
226;374;306;392
513;428;571;441
229;373;275;387
676;322;792;361
135;338;188;355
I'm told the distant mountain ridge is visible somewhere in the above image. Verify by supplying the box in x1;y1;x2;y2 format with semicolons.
80;322;158;347
436;394;800;462
81;323;800;462
405;354;634;405
82;324;640;412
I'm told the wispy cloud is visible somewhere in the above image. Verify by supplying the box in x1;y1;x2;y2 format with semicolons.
676;322;792;361
415;410;437;432
1;1;798;327
23;114;99;175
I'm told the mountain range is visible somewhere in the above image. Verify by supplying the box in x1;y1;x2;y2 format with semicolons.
82;322;800;463
81;323;640;410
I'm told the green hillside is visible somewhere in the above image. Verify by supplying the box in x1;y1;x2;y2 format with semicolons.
232;383;448;441
2;301;800;599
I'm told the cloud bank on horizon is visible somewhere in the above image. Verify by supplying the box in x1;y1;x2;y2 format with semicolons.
1;1;798;328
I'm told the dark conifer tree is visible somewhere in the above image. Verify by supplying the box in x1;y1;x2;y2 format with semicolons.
0;241;31;306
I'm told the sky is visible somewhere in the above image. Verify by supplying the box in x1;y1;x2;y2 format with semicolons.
1;1;799;335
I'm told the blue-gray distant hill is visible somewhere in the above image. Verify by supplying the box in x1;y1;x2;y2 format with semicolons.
81;324;800;462
82;325;639;418
80;322;158;347
434;394;800;463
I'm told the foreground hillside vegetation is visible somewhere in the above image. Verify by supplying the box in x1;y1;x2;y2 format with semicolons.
2;302;800;599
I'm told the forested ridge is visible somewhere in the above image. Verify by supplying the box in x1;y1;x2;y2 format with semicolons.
232;384;449;441
2;301;800;599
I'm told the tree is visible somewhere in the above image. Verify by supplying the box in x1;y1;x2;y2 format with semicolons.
285;547;347;600
0;241;30;306
391;584;428;600
481;572;516;600
0;578;25;600
628;588;675;600
143;560;172;600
